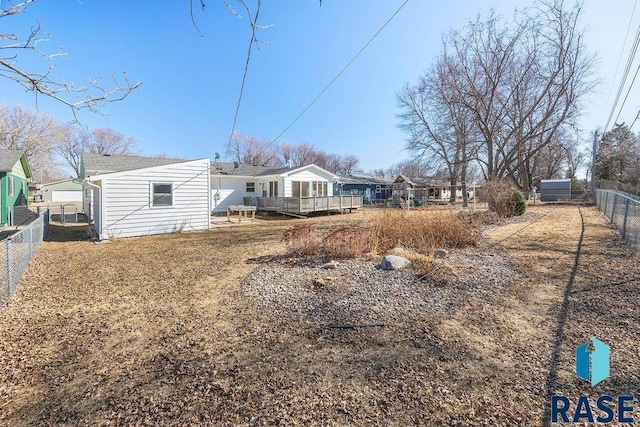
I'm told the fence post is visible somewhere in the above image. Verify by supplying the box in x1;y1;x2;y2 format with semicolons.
28;224;33;259
6;240;12;296
610;193;617;223
622;198;631;240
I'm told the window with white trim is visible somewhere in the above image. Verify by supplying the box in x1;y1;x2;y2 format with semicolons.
8;177;14;197
151;183;173;207
246;182;255;193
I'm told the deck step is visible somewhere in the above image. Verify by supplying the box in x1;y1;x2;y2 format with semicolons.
276;211;307;219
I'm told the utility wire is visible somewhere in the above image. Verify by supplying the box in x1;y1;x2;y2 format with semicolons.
256;0;410;157
227;0;261;147
605;16;640;130
600;0;638;126
614;59;640;126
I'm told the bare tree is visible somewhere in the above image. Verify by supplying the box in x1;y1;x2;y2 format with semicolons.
0;104;64;179
55;127;139;176
1;1;140;119
399;1;596;191
225;130;279;166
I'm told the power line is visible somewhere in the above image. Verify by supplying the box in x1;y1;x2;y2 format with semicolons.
600;0;638;126
258;0;410;157
605;9;640;131
614;59;640;126
227;0;262;147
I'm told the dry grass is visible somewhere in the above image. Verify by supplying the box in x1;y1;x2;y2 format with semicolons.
284;209;479;261
0;207;639;425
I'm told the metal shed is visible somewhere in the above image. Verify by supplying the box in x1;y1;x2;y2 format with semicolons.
540;179;571;202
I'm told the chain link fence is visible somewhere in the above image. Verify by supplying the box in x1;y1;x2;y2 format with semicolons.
9;205;37;226
595;189;640;252
0;210;49;308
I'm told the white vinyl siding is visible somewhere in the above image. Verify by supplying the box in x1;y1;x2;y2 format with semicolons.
92;159;210;240
211;177;251;213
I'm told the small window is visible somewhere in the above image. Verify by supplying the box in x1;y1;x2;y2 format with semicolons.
376;185;382;194
246;182;255;193
152;183;173;207
22;181;27;195
8;177;14;197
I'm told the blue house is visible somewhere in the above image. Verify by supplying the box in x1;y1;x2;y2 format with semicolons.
334;174;393;204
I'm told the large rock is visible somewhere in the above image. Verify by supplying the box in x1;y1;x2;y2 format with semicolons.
380;255;411;270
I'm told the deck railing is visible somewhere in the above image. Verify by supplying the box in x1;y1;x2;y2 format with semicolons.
256;195;363;214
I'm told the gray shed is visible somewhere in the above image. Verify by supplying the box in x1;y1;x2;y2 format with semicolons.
540;179;571;202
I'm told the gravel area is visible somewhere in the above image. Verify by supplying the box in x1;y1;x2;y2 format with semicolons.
241;243;519;327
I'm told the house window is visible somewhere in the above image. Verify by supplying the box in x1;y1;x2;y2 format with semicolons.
151;183;173;207
8;177;14;197
376;185;382;194
22;181;27;196
246;182;255;193
310;181;327;196
292;181;301;197
269;181;278;197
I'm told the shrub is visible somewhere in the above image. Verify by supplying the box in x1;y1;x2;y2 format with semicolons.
283;224;321;256
483;180;527;217
283;210;479;260
323;224;375;259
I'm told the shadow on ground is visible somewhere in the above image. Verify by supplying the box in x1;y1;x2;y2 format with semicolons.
46;223;93;243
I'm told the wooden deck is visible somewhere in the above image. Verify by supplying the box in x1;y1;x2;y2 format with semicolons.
256;196;363;215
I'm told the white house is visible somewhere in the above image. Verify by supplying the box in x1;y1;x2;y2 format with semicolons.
211;162;338;213
80;153;211;240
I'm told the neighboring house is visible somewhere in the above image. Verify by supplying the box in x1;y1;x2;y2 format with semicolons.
211;162;339;213
42;178;84;202
334;173;393;204
0;149;32;227
80;153;211;240
391;175;474;204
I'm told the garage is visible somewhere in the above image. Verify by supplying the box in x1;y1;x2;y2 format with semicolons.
51;190;83;202
42;178;84;202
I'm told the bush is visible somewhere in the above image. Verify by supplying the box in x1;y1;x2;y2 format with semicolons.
283;224;321;256
484;180;527;218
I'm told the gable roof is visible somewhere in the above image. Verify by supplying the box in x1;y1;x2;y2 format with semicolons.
211;162;336;179
337;173;393;186
0;149;32;178
81;153;185;177
393;174;448;187
211;161;280;177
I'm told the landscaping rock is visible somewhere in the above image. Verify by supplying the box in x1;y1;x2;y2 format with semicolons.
380;255;411;270
434;248;449;258
321;260;339;269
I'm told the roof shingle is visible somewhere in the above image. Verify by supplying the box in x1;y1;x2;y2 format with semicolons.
0;149;26;173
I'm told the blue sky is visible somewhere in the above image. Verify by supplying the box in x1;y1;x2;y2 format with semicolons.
1;0;639;174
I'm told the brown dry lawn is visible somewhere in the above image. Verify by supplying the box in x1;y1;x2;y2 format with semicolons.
0;205;639;426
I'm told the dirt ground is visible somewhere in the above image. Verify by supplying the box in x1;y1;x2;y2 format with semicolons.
0;205;638;426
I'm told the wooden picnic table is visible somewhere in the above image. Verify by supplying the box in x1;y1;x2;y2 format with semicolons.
226;205;256;223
